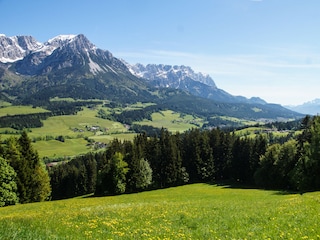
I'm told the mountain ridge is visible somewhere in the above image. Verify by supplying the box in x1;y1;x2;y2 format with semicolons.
126;63;267;104
286;99;320;115
0;33;265;104
0;33;303;122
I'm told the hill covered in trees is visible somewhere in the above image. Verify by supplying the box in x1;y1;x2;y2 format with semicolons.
1;115;320;206
47;115;320;199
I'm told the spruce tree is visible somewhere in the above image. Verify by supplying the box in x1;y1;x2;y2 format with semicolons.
199;131;215;181
5;137;28;203
158;128;183;187
5;132;51;203
0;157;19;207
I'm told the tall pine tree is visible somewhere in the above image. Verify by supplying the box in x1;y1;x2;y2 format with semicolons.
5;132;51;203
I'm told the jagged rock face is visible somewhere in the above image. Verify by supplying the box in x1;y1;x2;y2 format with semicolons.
0;35;42;62
127;63;268;104
0;34;129;76
129;63;217;88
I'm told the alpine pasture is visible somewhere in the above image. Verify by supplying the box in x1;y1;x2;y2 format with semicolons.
0;184;319;239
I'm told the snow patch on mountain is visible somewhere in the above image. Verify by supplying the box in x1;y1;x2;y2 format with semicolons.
0;35;43;63
47;34;77;44
128;63;217;88
86;51;104;74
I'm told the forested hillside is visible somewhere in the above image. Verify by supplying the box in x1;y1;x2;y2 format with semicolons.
2;115;318;206
47;115;320;199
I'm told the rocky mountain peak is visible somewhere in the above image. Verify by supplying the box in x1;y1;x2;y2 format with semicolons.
46;34;96;53
0;33;129;76
129;63;217;88
0;34;42;63
46;34;77;46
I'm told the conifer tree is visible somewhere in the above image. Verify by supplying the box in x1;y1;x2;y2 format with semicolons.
144;135;161;187
5;132;51;203
293;116;320;191
182;128;201;182
199;131;215;181
0;157;19;207
84;154;97;194
5;137;28;203
158;128;183;187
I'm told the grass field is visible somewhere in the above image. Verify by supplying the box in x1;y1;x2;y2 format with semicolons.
0;105;50;117
29;107;127;138
0;184;319;239
33;138;90;159
136;110;204;132
1;106;202;159
0;101;12;108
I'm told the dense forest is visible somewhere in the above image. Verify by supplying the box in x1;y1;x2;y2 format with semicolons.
1;115;320;206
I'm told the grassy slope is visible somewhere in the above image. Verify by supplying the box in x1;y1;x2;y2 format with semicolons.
136;110;204;132
0;106;133;158
0;184;319;239
31;107;130;158
0;106;207;158
0;105;50;117
33;138;90;159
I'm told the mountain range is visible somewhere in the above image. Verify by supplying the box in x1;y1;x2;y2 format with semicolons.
127;63;267;104
0;33;302;122
286;99;320;116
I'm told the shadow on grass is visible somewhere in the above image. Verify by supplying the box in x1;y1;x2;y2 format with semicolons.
211;180;299;195
78;182;307;200
272;190;300;195
213;180;258;190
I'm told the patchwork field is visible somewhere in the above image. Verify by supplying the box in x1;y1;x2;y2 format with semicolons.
0;184;319;239
0;105;209;159
0;103;273;159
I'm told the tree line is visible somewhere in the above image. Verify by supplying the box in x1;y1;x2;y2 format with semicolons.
48;116;320;200
1;115;320;206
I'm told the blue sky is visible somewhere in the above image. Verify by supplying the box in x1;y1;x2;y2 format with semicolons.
1;0;320;105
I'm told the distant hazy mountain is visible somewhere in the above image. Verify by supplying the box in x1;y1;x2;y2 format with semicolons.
0;33;302;121
286;99;320;115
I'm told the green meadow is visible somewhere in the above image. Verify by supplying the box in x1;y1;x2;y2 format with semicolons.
136;110;204;132
33;138;90;159
0;105;210;159
0;101;12;108
30;107;127;138
0;184;319;239
0;106;132;158
0;105;49;117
